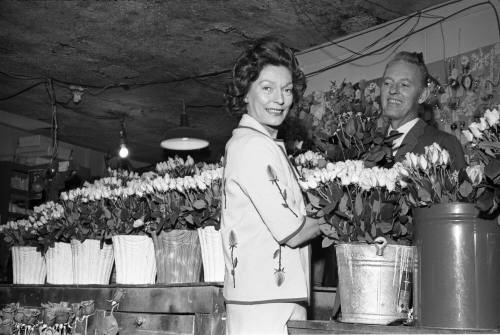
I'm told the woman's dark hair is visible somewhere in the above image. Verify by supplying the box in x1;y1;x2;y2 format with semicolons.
384;51;429;89
225;37;306;116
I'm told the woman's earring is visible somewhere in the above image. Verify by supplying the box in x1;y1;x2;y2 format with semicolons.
244;97;248;103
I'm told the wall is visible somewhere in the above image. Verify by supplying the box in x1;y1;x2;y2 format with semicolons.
0;123;106;177
297;0;500;93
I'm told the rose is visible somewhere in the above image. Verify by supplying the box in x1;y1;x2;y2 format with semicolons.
468;123;483;139
462;130;474;142
484;108;500;127
478;117;489;131
466;164;484;186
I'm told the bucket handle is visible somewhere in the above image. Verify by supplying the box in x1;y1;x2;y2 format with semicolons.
374;236;387;256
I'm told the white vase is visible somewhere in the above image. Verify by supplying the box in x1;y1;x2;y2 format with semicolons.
11;246;46;284
112;235;156;284
197;226;225;282
46;242;74;284
71;239;114;284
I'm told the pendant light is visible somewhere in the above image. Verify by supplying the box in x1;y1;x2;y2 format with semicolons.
160;100;209;151
118;119;129;158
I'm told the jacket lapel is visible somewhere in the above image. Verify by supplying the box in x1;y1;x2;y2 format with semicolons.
394;119;425;161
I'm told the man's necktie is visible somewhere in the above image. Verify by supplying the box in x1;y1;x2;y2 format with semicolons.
389;130;401;137
388;130;402;152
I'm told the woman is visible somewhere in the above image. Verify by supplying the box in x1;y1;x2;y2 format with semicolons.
221;37;321;335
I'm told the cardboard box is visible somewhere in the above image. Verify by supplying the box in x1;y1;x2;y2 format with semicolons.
17;135;51;147
15;145;72;160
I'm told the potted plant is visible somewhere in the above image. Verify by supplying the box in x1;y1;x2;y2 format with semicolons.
297;155;414;325
99;171;156;285
0;218;46;284
60;182;114;285
402;107;500;330
143;158;223;284
32;201;74;284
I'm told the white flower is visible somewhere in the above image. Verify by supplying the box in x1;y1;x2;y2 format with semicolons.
426;145;440;165
133;218;145;228
440;150;450;166
484;108;500;127
306;179;318;190
468;123;483;139
462;130;474;142
478;117;488;131
405;152;419;169
466;164;484;185
418;156;428;170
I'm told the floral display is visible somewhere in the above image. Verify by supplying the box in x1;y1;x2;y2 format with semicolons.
297;154;410;245
295;80;394;167
462;107;500;216
2;102;499;252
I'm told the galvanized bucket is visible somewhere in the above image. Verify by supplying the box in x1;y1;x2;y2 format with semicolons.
335;237;416;325
414;202;500;329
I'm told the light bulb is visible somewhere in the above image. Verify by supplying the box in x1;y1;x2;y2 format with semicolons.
118;144;129;158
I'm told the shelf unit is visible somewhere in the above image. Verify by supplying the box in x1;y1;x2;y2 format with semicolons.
0;161;48;283
0;161;47;225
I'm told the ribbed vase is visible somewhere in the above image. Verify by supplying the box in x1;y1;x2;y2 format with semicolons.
46;242;74;284
11;246;46;284
112;235;156;284
153;230;202;284
197;226;224;282
71;239;114;284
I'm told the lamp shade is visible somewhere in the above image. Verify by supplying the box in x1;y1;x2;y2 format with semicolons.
160;127;209;150
160;104;210;151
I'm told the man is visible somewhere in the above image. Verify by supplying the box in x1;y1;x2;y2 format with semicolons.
381;51;466;171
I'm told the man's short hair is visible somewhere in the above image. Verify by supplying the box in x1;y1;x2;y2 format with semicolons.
384;51;429;88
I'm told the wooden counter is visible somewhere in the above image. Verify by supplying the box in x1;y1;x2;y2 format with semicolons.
288;320;500;334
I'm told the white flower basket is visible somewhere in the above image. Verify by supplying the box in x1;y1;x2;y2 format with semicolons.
46;242;74;284
198;226;224;282
112;235;156;284
11;246;46;284
71;239;114;284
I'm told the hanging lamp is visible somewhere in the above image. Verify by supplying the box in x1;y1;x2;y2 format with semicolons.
118;119;129;158
160;100;209;151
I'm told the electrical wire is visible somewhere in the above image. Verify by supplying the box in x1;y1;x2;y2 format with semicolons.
288;0;364;56
45;78;58;162
305;1;500;77
0;81;45;101
363;0;445;19
297;0;466;54
0;69;46;81
0;0;498;101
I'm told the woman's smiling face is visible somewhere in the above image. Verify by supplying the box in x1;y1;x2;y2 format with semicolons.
245;65;293;134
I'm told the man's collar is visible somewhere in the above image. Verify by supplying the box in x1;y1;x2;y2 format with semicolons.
388;118;420;135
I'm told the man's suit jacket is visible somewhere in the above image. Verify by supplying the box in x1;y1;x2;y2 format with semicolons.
394;118;466;171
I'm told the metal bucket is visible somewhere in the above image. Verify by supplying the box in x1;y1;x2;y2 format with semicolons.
414;202;500;329
335;238;416;325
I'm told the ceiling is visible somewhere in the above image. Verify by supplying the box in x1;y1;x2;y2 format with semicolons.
0;0;449;167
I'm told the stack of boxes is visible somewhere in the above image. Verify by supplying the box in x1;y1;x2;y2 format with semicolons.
15;135;72;166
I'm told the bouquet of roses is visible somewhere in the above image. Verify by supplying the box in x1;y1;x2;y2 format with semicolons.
155;155;196;177
0;218;41;249
297;155;410;245
462;106;500;217
402;142;498;222
31;201;71;253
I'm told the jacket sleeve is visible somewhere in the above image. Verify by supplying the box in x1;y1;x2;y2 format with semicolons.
227;136;305;244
